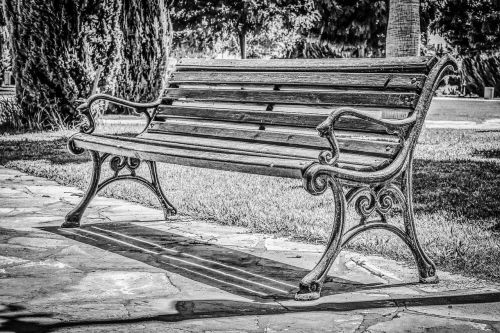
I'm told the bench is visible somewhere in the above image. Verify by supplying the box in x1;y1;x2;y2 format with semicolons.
64;55;457;301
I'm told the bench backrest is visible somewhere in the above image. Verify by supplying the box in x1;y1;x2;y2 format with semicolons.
147;56;456;171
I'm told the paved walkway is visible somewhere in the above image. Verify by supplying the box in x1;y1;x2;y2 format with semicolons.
1;166;499;332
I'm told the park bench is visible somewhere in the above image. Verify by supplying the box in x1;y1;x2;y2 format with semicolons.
65;54;457;300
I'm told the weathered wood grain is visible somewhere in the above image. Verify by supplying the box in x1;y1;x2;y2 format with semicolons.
170;71;427;91
176;56;437;73
155;105;394;133
164;88;417;108
147;120;400;157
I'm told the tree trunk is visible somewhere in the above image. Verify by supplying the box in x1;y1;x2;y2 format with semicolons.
386;0;421;57
239;31;247;59
3;0;122;129
116;1;171;103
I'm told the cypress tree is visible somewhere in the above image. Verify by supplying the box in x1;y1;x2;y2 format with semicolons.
117;0;171;103
3;0;171;129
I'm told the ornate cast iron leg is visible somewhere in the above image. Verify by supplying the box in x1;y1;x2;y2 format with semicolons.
63;145;177;228
296;172;346;301
147;161;177;219
402;160;438;283
62;150;105;228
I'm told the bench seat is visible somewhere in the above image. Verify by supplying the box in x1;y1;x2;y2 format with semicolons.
72;131;393;179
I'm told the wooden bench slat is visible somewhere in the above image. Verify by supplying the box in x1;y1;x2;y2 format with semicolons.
73;134;308;178
176;56;437;73
170;72;426;91
137;132;391;167
73;134;385;179
147;120;400;158
170;101;412;119
156;105;395;134
164;88;417;108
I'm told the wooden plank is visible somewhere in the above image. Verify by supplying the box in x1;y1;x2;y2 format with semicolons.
156;105;392;133
152;117;401;140
176;56;437;73
170;71;427;91
147;120;400;157
73;134;307;179
137;132;391;167
164;88;417;108
73;133;388;177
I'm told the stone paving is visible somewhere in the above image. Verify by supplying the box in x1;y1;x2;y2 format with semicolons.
0;165;499;332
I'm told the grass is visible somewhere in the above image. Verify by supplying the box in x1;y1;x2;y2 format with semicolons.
427;98;500;123
0;127;499;282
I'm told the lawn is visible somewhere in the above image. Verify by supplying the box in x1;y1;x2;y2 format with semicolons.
1;127;499;282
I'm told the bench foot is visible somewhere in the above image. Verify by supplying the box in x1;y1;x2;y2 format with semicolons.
295;282;322;301
298;170;346;301
146;161;177;219
401;160;438;284
63;150;103;228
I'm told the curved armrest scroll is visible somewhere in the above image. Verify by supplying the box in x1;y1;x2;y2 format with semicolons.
77;94;163;134
316;107;417;166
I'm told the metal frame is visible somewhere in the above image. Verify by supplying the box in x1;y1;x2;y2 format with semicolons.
295;55;458;300
62;148;177;228
76;93;162;135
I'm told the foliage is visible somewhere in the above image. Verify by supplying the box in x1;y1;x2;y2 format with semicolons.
170;0;443;59
428;1;500;97
306;0;388;55
3;0;171;131
430;0;500;55
3;0;123;130
0;98;23;131
170;0;318;58
116;1;172;102
293;0;441;58
461;54;500;97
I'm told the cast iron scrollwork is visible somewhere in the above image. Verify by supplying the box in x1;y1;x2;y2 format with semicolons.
346;183;405;223
76;94;161;135
109;156;141;177
315;107;418;167
67;136;86;155
63;150;177;228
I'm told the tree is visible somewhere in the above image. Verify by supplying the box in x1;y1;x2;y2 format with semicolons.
289;0;436;58
386;0;421;57
3;0;122;129
171;0;316;59
116;1;172;102
302;0;388;57
429;0;500;97
3;0;172;129
430;0;500;55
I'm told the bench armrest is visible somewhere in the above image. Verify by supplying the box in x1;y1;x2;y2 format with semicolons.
77;94;162;134
316;107;417;165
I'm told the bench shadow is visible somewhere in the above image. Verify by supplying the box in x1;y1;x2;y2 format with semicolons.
41;222;389;302
2;292;500;333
